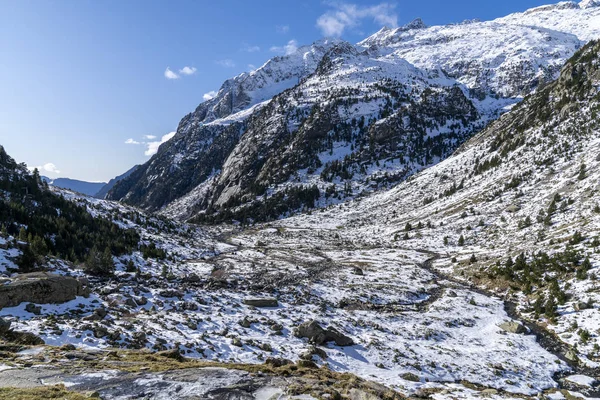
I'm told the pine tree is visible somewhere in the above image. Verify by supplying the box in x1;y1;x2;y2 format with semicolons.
100;247;114;276
544;296;558;319
458;235;465;246
18;227;27;242
17;245;37;272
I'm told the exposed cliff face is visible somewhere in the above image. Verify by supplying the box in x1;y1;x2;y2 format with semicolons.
108;1;600;223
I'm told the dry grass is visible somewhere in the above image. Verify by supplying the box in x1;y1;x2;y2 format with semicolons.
0;385;93;399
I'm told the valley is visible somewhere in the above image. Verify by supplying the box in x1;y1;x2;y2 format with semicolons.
1;1;600;399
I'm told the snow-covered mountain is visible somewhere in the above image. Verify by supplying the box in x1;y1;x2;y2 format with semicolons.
2;38;600;399
108;0;600;223
279;38;600;371
43;177;107;197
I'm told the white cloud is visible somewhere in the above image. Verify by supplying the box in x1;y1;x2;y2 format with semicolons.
270;40;298;56
242;44;260;53
29;163;61;174
144;135;157;140
203;90;218;101
216;59;236;68
248;64;257;71
276;25;290;34
179;66;197;75
164;67;179;80
316;2;398;37
125;138;142;145
145;131;176;156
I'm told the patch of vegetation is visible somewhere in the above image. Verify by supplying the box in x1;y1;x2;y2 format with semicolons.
0;385;92;400
0;146;140;273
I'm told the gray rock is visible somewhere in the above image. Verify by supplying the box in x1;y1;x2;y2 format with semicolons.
124;298;137;308
85;308;108;321
156;349;185;362
0;317;11;334
239;317;252;328
498;321;527;334
565;349;579;362
135;296;148;306
295;320;354;346
325;326;354;346
300;345;327;361
64;351;97;361
25;303;42;315
243;298;279;308
0;273;85;309
93;326;109;338
159;290;183;299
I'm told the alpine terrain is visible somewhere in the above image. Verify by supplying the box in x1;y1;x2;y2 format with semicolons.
108;0;600;225
1;1;600;399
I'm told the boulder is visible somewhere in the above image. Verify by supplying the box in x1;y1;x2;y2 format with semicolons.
93;326;109;338
0;318;11;334
25;303;42;315
300;345;328;361
498;321;527;334
243;298;279;308
265;357;293;367
0;273;86;309
159;289;183;299
84;308;108;321
565;349;579;362
157;349;185;362
295;320;354;346
2;330;44;345
325;326;355;346
295;320;327;344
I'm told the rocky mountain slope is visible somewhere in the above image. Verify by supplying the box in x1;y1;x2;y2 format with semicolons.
94;164;139;199
107;0;600;224
2;39;600;397
276;38;600;373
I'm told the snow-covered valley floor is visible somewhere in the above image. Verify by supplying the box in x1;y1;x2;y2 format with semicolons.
1;205;595;398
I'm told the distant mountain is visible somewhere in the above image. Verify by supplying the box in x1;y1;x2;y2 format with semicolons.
107;0;600;224
95;165;139;199
43;177;107;197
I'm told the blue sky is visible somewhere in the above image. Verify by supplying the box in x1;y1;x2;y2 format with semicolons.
0;0;553;182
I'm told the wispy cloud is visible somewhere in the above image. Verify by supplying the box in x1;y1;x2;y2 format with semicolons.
164;67;179;80
316;2;397;37
29;163;61;174
203;90;218;101
241;44;261;53
179;66;197;75
270;40;298;56
125;132;177;156
276;25;290;34
145;132;176;156
248;64;257;71
215;59;236;68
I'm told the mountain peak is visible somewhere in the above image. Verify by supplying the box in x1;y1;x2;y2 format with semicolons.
580;0;600;8
403;18;427;30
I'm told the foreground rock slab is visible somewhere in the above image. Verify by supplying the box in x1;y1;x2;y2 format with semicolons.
0;272;88;309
